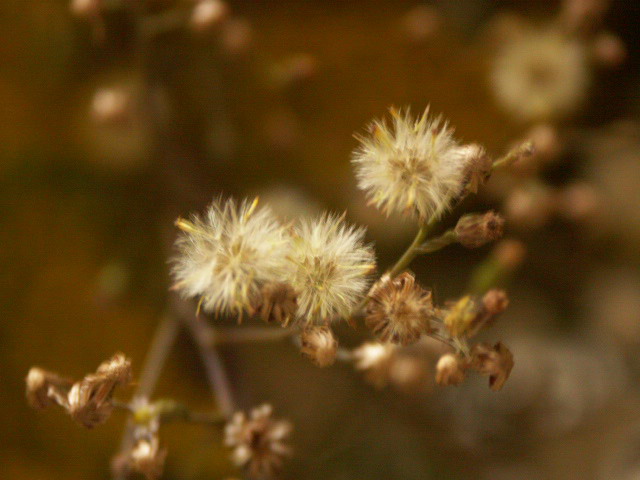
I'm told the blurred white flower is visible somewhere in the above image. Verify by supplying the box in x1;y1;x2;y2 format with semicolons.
492;27;589;122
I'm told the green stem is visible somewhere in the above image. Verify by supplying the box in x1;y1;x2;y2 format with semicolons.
415;230;457;254
387;217;438;278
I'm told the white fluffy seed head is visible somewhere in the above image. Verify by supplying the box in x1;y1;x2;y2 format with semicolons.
492;27;589;122
171;197;290;318
287;214;376;325
352;107;471;221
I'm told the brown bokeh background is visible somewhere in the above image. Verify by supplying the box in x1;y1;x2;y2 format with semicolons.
3;1;640;479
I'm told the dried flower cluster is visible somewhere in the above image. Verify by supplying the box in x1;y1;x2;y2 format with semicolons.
225;404;292;479
26;353;131;428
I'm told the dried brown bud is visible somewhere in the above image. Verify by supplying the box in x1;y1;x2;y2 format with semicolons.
253;282;298;326
455;211;505;249
435;353;467;387
401;5;441;43
225;404;292;479
130;437;167;480
25;367;73;410
592;32;626;67
70;0;100;18
300;326;338;367
460;144;493;195
352;342;397;388
470;342;514;391
67;353;132;428
366;272;433;346
482;289;509;317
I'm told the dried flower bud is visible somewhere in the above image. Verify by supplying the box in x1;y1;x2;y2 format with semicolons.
253;282;298;326
300;326;338;367
460;144;493;195
470;342;514;391
365;272;433;345
25;367;73;410
482;289;509;317
352;342;396;388
401;5;440;43
221;18;252;55
454;211;505;249
225;404;292;479
435;353;467;386
67;353;132;428
191;0;229;32
592;32;626;67
444;296;482;338
130;437;167;480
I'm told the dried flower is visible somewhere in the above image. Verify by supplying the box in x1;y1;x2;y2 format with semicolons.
459;143;493;195
482;289;509;317
26;353;132;428
172;198;290;319
470;342;515;391
253;282;298;326
492;27;589;122
444;295;482;338
365;272;433;345
352;107;474;221
225;404;292;479
130;437;167;480
300;326;338;367
70;0;100;18
287;214;375;324
25;367;72;410
67;353;132;428
352;342;396;388
435;353;467;387
454;211;505;249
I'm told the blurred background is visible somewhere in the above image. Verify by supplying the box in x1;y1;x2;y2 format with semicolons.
3;0;640;479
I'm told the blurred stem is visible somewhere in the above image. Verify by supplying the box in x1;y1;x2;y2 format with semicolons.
491;141;534;172
212;326;297;344
114;399;226;427
114;313;180;480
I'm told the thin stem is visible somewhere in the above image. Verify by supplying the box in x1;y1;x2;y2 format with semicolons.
114;313;180;479
178;301;236;418
387;217;438;278
415;230;457;254
211;326;298;345
491;141;534;172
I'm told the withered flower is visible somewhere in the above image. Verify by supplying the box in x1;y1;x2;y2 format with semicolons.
460;144;493;195
444;295;482;338
454;211;505;249
130;437;167;480
300;326;338;367
470;342;514;391
435;353;468;387
67;353;132;428
365;272;433;346
387;355;430;394
254;282;298;326
25;367;73;410
225;404;292;479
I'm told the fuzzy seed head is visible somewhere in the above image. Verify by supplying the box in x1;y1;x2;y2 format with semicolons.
172;198;290;318
352;107;472;221
287;214;375;324
253;282;298;326
366;272;434;345
492;27;589;122
130;437;167;480
225;404;292;479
